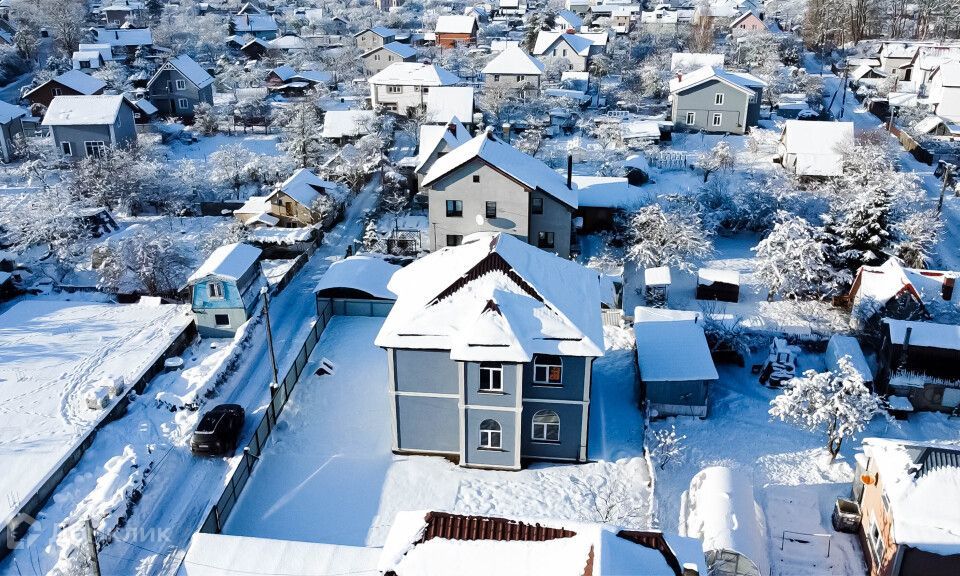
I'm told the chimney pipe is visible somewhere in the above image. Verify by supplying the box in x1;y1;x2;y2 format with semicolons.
447;122;456;136
567;154;573;189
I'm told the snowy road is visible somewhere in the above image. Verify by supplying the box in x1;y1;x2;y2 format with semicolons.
0;176;380;576
809;54;960;270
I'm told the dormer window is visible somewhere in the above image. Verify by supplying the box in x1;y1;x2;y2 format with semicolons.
208;282;224;299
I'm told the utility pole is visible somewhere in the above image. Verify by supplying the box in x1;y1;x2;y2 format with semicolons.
260;286;279;387
939;164;953;213
85;519;101;576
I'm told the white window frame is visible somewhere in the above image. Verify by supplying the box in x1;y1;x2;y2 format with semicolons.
532;410;560;442
175;79;187;90
177;98;189;110
478;419;502;450
532;354;563;386
52;87;63;96
867;515;886;566
214;313;230;326
711;112;723;127
479;362;503;392
685;111;695;124
386;85;402;94
208;281;225;299
60;141;72;156
84;141;106;157
714;92;724;105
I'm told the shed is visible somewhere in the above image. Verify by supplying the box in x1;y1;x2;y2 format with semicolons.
779;120;854;177
644;266;671;307
681;466;770;576
826;334;874;387
187;243;264;337
634;308;718;418
696;268;740;303
314;255;401;317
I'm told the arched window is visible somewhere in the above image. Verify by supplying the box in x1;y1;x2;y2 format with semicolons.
479;419;502;450
532;410;560;442
479;362;503;392
532;354;563;385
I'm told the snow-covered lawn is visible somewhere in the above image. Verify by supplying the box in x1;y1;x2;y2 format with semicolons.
0;300;192;534
648;348;960;576
164;133;282;160
223;316;654;548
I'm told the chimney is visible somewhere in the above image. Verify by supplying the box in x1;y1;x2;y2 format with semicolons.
567;154;573;189
447;122;457;137
944;277;955;301
676;71;682;82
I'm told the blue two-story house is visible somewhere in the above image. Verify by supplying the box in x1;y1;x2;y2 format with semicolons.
375;232;604;470
187;242;264;337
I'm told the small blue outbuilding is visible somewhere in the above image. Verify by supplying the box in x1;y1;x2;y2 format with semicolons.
188;243;265;337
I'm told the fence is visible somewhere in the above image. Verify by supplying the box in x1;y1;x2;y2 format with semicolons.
648;150;688;170
198;298;334;534
888;124;934;165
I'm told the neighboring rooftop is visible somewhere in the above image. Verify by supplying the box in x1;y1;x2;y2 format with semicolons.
368;62;461;86
482;46;545;75
187;242;262;284
42;95;128;126
314;255;401;300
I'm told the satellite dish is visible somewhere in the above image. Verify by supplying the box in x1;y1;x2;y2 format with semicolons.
475;214;484;226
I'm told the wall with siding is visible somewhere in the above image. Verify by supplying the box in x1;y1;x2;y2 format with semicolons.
396;395;460;453
394;349;459;394
463;407;519;468
521;355;587;402
464;361;519;408
520;400;583;460
673;79;750;134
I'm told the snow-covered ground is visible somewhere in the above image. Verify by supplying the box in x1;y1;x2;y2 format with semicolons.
0;300;192;542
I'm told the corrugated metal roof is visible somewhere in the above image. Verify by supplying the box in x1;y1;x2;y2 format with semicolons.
418;511;577;543
912;445;960;478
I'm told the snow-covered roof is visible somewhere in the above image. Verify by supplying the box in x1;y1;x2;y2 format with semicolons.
275;168;337;207
572;175;646;209
375;233;603;361
94;27;153;46
644;266;671;286
932;60;960;87
125;93;157;115
633;306;698;323
231;13;278;33
182;533;379;576
435;14;477;34
884;318;960;350
416;118;471;172
72;50;102;62
270;34;308;50
914;114;947;134
49;70;107;95
366;41;417;59
532;31;594;56
557;9;583;29
369;62;461;86
850;64;887;81
42;95;128;126
234;194;270;216
355;26;395;38
187;242;262;284
0;100;27;124
826;335;873;382
670;66;767;95
862;438;960;555
422;128;577;208
313;255;401;299
670;52;724;72
379;510;697;576
321;109;375;139
160;54;214;89
697;268;740;286
681;466;770;576
635;318;718;382
851;257;959;315
293;70;333;85
779;120;853;176
425;86;474;124
270;65;296;81
482;47;544;76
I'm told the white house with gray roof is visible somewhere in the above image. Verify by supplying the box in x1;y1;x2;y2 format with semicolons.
368;62;461;116
42;95;137;158
481;47;544;99
423;128;577;257
532;31;599;72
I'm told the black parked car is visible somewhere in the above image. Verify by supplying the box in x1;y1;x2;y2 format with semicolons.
191;404;245;455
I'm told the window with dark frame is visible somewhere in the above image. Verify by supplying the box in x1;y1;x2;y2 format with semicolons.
214;314;230;326
531;197;543;214
446;199;463;217
61;141;72;156
537;231;555;249
207;282;224;299
472;174;480;183
446;234;462;246
532;354;563;385
485;201;497;219
479;362;503;392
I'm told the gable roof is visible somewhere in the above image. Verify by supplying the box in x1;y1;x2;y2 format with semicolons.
368;62;461;86
41;95;129;126
231;13;278;33
669;65;767;95
154;54;214;89
422;128;577;208
416;117;471;172
532;31;593;56
482;47;545;75
635;318;719;382
557;9;583;29
94;27;153;46
354;26;395;38
435;14;478;34
321;109;376;139
364;40;417;59
274;168;337;207
425;86;474;124
730;11;762;26
375;233;603;361
27;70;106;97
269;65;296;81
931;60;960;87
188;242;261;284
851;257;958;318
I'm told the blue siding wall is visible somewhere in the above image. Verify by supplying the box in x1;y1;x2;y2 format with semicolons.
463;408;519;468
192;278;244;311
646;380;707;406
464;362;519;408
394;349;459;394
520;401;583;460
522;356;587;402
396;395;460;453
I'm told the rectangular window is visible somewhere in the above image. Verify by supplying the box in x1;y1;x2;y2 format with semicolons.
685;111;695;124
84;141;106;157
537;231;555;249
446;234;463;246
531;197;543;214
387;85;402;94
479;363;503;392
712;113;722;126
175;79;187;90
53;87;63;96
178;98;189;110
445;199;463;217
214;314;230;326
485;201;497;219
60;141;72;156
533;356;563;385
80;61;91;69
472;174;480;183
714;92;724;105
517;75;525;82
208;282;224;298
494;74;500;82
868;516;886;566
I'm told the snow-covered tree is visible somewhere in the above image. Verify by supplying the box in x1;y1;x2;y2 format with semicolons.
278;101;326;168
648;426;686;470
689;2;715;52
769;357;888;460
893;211;942;268
6;186;91;282
97;233;193;297
379;169;408;215
697;141;736;182
753;211;848;300
362;220;379;251
193;103;219;136
623;204;714;271
92;62;132;93
208;144;260;197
